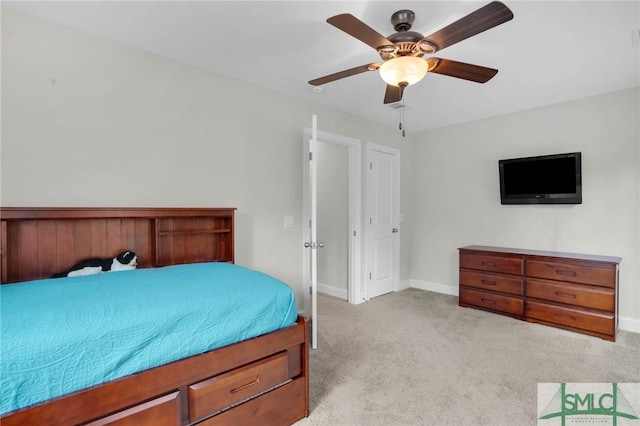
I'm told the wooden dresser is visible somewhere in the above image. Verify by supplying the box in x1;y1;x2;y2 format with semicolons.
458;245;621;341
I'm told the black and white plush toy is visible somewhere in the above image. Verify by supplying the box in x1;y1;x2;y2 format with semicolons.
52;251;138;278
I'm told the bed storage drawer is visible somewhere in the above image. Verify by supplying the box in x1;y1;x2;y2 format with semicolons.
460;270;523;296
86;391;181;426
197;377;307;426
188;351;289;422
526;300;615;336
459;287;523;317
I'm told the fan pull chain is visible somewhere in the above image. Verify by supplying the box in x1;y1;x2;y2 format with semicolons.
399;101;406;137
402;105;405;137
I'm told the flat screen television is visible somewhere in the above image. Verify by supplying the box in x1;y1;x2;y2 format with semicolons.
499;152;582;204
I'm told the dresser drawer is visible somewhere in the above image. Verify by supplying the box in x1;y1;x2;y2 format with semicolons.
188;351;289;423
526;278;615;311
526;260;616;288
460;270;523;296
459;287;523;317
526;301;614;336
460;253;522;275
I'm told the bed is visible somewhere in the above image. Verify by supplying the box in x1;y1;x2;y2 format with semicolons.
0;207;309;425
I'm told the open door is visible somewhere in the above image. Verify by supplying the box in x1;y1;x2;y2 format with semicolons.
303;123;364;349
303;115;320;349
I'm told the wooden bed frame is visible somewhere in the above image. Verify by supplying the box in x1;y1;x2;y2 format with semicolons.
0;207;309;426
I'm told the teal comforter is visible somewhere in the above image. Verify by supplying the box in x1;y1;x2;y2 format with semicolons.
0;262;297;414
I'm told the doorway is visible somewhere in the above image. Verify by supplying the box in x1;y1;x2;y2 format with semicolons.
316;141;349;299
302;128;362;309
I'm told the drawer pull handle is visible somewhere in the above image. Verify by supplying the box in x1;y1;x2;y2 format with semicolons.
554;313;577;322
230;375;261;393
555;269;577;277
555;291;576;299
481;261;496;267
481;279;497;286
480;298;496;305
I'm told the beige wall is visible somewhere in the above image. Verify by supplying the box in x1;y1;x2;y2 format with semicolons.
1;9;406;309
408;87;640;329
3;8;638;329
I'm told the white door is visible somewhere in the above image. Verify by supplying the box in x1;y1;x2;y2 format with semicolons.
366;144;400;299
303;124;363;348
303;116;320;349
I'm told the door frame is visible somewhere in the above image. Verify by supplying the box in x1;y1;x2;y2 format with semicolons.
302;128;362;307
365;142;401;300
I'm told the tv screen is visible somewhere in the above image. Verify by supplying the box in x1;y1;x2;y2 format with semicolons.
499;152;582;204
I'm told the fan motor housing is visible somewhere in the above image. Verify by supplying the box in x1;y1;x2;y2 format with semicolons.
381;10;437;60
387;30;423;44
391;9;415;31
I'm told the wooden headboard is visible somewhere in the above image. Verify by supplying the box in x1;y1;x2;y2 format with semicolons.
0;207;235;284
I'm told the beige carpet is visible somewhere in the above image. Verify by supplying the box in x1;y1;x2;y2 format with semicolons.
295;289;640;426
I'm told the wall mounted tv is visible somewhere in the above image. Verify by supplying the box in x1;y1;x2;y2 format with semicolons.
499;152;582;205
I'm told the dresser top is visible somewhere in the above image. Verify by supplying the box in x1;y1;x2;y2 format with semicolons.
459;245;622;264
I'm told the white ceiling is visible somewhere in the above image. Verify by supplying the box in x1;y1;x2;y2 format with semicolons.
5;1;640;133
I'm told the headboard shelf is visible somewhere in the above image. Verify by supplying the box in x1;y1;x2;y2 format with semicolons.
0;207;236;284
157;229;232;236
0;207;235;220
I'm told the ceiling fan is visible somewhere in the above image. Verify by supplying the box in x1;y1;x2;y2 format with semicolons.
308;1;514;104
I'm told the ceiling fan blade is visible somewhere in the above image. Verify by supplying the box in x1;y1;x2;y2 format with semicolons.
423;1;513;52
327;13;394;50
309;63;379;86
383;84;404;104
426;58;498;83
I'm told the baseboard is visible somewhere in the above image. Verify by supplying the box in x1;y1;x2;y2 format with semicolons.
619;315;640;334
408;279;458;296
408;279;639;334
317;282;347;300
399;279;411;291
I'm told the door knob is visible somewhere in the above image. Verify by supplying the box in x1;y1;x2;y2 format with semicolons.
392;228;399;233
304;242;325;249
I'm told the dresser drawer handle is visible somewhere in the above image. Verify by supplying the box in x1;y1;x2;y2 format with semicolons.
230;375;261;393
554;313;577;322
555;269;577;277
481;261;496;267
480;298;496;305
481;279;497;286
555;291;576;299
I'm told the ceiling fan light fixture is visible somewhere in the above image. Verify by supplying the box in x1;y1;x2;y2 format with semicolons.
379;56;428;87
